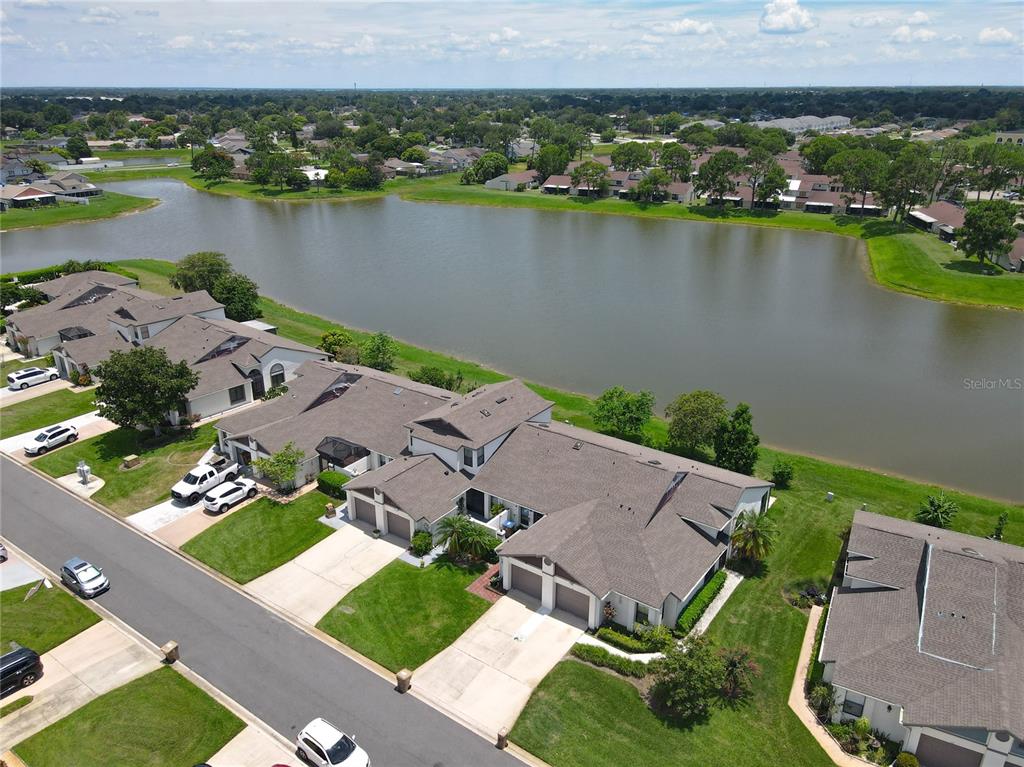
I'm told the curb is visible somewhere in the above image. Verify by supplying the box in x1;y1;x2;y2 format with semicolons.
3;457;540;764
0;539;297;758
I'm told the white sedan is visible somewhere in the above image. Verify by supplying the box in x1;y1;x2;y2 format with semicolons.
296;718;370;767
7;367;59;390
202;478;258;513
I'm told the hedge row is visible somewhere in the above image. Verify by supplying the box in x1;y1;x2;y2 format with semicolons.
595;626;651;654
570;643;649;678
676;569;728;635
317;470;349;499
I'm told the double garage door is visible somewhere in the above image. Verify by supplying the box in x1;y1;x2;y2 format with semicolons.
350;497;413;541
508;564;591;621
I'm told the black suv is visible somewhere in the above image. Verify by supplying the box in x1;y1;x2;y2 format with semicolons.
1;646;44;697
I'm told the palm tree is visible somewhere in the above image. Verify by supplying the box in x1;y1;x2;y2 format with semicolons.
730;511;777;562
436;514;500;562
915;493;959;529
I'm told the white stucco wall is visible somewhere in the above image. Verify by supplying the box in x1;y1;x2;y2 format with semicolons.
254;347;326;391
187;381;252;420
832;685;908;743
409;435;460;470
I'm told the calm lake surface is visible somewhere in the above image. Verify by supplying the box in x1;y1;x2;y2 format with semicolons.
3;179;1022;502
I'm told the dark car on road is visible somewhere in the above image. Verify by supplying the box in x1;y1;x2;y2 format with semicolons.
1;646;44;697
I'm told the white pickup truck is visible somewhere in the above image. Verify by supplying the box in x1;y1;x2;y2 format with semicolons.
171;455;240;504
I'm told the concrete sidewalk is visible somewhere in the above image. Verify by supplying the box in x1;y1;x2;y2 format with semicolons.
0;411;116;460
414;596;584;738
246;524;404;625
0;620;161;750
207;724;298;767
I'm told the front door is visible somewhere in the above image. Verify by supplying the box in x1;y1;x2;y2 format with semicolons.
248;371;265;399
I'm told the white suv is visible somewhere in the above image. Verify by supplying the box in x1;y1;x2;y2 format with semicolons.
24;424;78;455
7;367;59;390
202;478;258;513
296;718;370;766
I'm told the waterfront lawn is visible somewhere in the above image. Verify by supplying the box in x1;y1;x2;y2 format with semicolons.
0;582;100;655
510;443;1021;767
181;491;335;583
0;388;97;438
95;147;192;162
13;667;244;767
0;192;156;231
317;558;490;671
32;423;219;516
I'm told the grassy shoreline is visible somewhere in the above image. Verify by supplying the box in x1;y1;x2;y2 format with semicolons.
0;191;157;231
110;258;1021;513
81;165;1023;309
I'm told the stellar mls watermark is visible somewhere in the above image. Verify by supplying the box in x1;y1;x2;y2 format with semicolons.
962;377;1023;390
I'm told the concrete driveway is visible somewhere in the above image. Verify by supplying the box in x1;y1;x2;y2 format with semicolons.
208;724;298;767
0;411;116;461
0;548;44;590
0;620;161;749
126;496;205;534
0;378;70;407
245;523;404;625
413;595;584;736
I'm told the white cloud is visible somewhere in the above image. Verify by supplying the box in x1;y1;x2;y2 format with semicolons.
978;27;1014;46
760;0;815;34
813;39;830;49
134;8;159;17
876;43;922;62
79;6;120;25
16;0;61;8
907;11;930;26
889;26;936;43
341;34;376;56
850;14;886;29
654;18;714;35
488;26;520;44
166;34;196;49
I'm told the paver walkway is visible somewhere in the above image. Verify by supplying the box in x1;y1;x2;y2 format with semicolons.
0;621;161;750
414;596;584;738
788;605;867;767
0;411;115;460
207;724;298;767
245;524;405;625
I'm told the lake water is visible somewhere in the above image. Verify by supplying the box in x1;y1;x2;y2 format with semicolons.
3;179;1022;502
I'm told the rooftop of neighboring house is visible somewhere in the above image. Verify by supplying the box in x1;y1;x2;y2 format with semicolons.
216;359;454;460
911;200;966;229
497;169;541;183
31;270;137;300
407;379;552;450
109;290;224;326
820;511;1024;739
541;174;572;188
8;282;152;340
0;185;55;201
345;453;472;524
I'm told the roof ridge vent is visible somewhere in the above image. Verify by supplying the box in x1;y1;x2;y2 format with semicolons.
480;409;491;417
572;441;583;450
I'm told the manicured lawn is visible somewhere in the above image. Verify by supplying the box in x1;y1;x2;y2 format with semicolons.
181;491;335;583
0;583;100;655
317;558;491;671
509;443;1021;767
13;666;244;767
95;147;192;162
32;423;218;516
0;388;97;438
0;191;157;231
1;696;33;717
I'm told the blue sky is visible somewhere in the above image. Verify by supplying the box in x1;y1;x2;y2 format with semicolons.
1;0;1021;88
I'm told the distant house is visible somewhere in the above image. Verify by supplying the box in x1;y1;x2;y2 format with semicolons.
126;114;155;126
0;184;56;211
819;511;1024;767
0;157;41;185
212;129;252;166
541;175;573;194
483;170;540;191
995;131;1024;146
427;147;485;171
37;171;103;198
383;158;426;177
908;201;966;242
510;139;538;159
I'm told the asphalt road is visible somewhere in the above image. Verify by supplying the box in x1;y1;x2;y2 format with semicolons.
0;456;519;767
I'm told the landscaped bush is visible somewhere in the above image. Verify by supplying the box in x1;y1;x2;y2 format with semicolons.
596;625;665;654
676;570;727;635
570;643;649;678
410;530;434;557
894;753;919;767
317;470;349;499
771;458;795;488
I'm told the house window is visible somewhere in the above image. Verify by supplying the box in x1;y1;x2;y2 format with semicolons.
842;692;865;718
139;325;150;340
475;446;485;466
519;506;534;527
635;602;651;626
269;363;285;387
228;385;247;405
462;447;473;467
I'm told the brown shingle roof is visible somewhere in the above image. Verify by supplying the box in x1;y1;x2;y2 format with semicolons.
820;511;1024;738
109;291;223;325
913;201;966;229
30;270;137;300
345;454;471;523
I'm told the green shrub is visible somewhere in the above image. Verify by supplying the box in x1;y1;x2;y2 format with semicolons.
894;753;919;767
570;644;649;678
317;470;349;499
596;626;654;654
677;570;728;635
771;458;795;488
643;624;676;652
410;530;434;557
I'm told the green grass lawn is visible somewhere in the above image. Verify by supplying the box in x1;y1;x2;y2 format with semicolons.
95;147;192;162
0;583;100;655
0;388;97;438
0;191;157;231
181;491;335;583
508;445;1021;767
32;423;218;516
13;667;244;767
1;695;33;718
317;558;491;671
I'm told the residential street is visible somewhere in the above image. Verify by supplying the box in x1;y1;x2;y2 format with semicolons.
0;456;518;767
